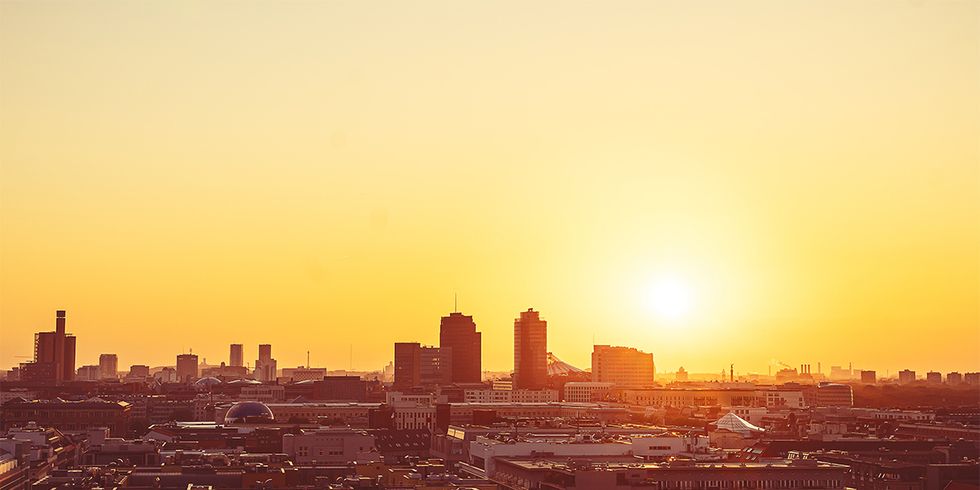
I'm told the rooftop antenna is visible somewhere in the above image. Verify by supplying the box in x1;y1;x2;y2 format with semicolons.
307;350;310;368
454;292;458;313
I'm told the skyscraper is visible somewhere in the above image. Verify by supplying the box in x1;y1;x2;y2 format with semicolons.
439;312;481;383
513;308;548;389
99;354;118;379
23;310;76;383
230;344;244;367
176;353;199;383
255;344;277;382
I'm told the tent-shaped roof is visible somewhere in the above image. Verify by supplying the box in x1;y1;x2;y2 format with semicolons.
709;412;765;435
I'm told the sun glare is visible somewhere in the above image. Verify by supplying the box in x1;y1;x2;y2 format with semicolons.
647;277;695;321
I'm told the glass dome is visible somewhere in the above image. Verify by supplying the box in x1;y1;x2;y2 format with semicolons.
193;377;223;390
224;401;275;424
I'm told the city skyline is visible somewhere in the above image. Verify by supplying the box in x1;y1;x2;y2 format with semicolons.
1;1;978;376
4;308;976;378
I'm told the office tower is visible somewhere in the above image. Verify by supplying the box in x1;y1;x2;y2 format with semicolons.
25;310;77;383
76;365;100;381
513;308;548;389
394;342;451;389
99;354;118;379
439;312;481;383
176;353;199;383
230;344;244;367
127;364;150;380
947;372;962;384
926;371;943;384
255;344;277;382
898;369;916;384
591;345;655;387
860;370;876;384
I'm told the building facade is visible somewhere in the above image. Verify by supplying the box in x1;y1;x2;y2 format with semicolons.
513;309;548;390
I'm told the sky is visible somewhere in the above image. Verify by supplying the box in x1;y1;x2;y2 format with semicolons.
1;1;977;376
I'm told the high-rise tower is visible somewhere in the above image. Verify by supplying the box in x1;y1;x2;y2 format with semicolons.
439;312;481;383
230;344;244;367
513;308;548;389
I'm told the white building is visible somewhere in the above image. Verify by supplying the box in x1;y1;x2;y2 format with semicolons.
464;389;558;404
564;382;614;402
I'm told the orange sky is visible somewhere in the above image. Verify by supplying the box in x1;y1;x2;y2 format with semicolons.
1;1;978;375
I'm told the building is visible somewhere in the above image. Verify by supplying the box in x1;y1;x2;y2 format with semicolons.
592;345;655;387
76;365;100;381
126;364;150;381
440;312;481;383
490;459;848;490
394;343;451;389
513;308;548;390
280;367;326;382
313;376;369;401
282;428;379;464
965;372;980;385
230;344;244;367
947;372;962;384
811;383;854;407
0;398;132;436
21;310;76;383
254;344;278;382
463;389;559;404
563;382;614;402
176;353;199;383
898;369;916;384
926;371;943;384
676;367;688;382
99;353;118;379
860;370;876;384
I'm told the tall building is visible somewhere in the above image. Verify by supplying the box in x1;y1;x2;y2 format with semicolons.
926;371;943;384
99;354;118;379
513;308;548;389
23;310;76;383
394;342;451;389
591;345;655;387
255;344;277;382
230;344;244;367
176;353;199;383
439;312;481;383
127;364;150;380
947;372;962;384
860;370;876;384
898;369;916;384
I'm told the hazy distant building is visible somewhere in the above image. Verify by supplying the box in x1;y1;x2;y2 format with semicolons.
77;365;100;381
965;372;980;385
127;364;150;380
898;369;916;384
860;370;876;384
280;367;326;382
812;382;853;407
254;344;278;382
947;372;962;384
99;354;118;380
513;308;548;390
591;345;655;387
676;367;689;382
230;344;244;367
176;354;199;383
439;312;481;383
21;310;76;383
394;343;450;389
563;381;614;402
926;371;943;384
829;365;852;380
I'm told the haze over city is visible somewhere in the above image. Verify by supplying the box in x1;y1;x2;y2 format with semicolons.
1;1;978;375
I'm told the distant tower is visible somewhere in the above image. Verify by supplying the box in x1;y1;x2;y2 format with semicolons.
255;344;277;381
230;344;244;367
513;308;548;389
730;364;734;382
440;312;481;383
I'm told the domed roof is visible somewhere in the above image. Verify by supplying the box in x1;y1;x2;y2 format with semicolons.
227;378;262;385
194;377;223;389
224;401;274;424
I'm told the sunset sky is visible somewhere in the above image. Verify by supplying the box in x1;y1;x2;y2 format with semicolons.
1;1;977;375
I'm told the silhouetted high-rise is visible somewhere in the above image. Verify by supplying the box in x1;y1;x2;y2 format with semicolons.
24;310;76;383
513;308;548;389
255;344;277;382
230;344;244;367
176;353;199;383
439;312;481;383
99;353;118;379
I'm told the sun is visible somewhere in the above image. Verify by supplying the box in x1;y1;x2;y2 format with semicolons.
646;277;695;321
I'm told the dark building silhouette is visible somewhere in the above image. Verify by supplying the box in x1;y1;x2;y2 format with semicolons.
513;308;548;389
176;353;199;383
394;342;451;389
22;310;76;383
313;376;368;401
439;312;481;383
229;344;244;367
